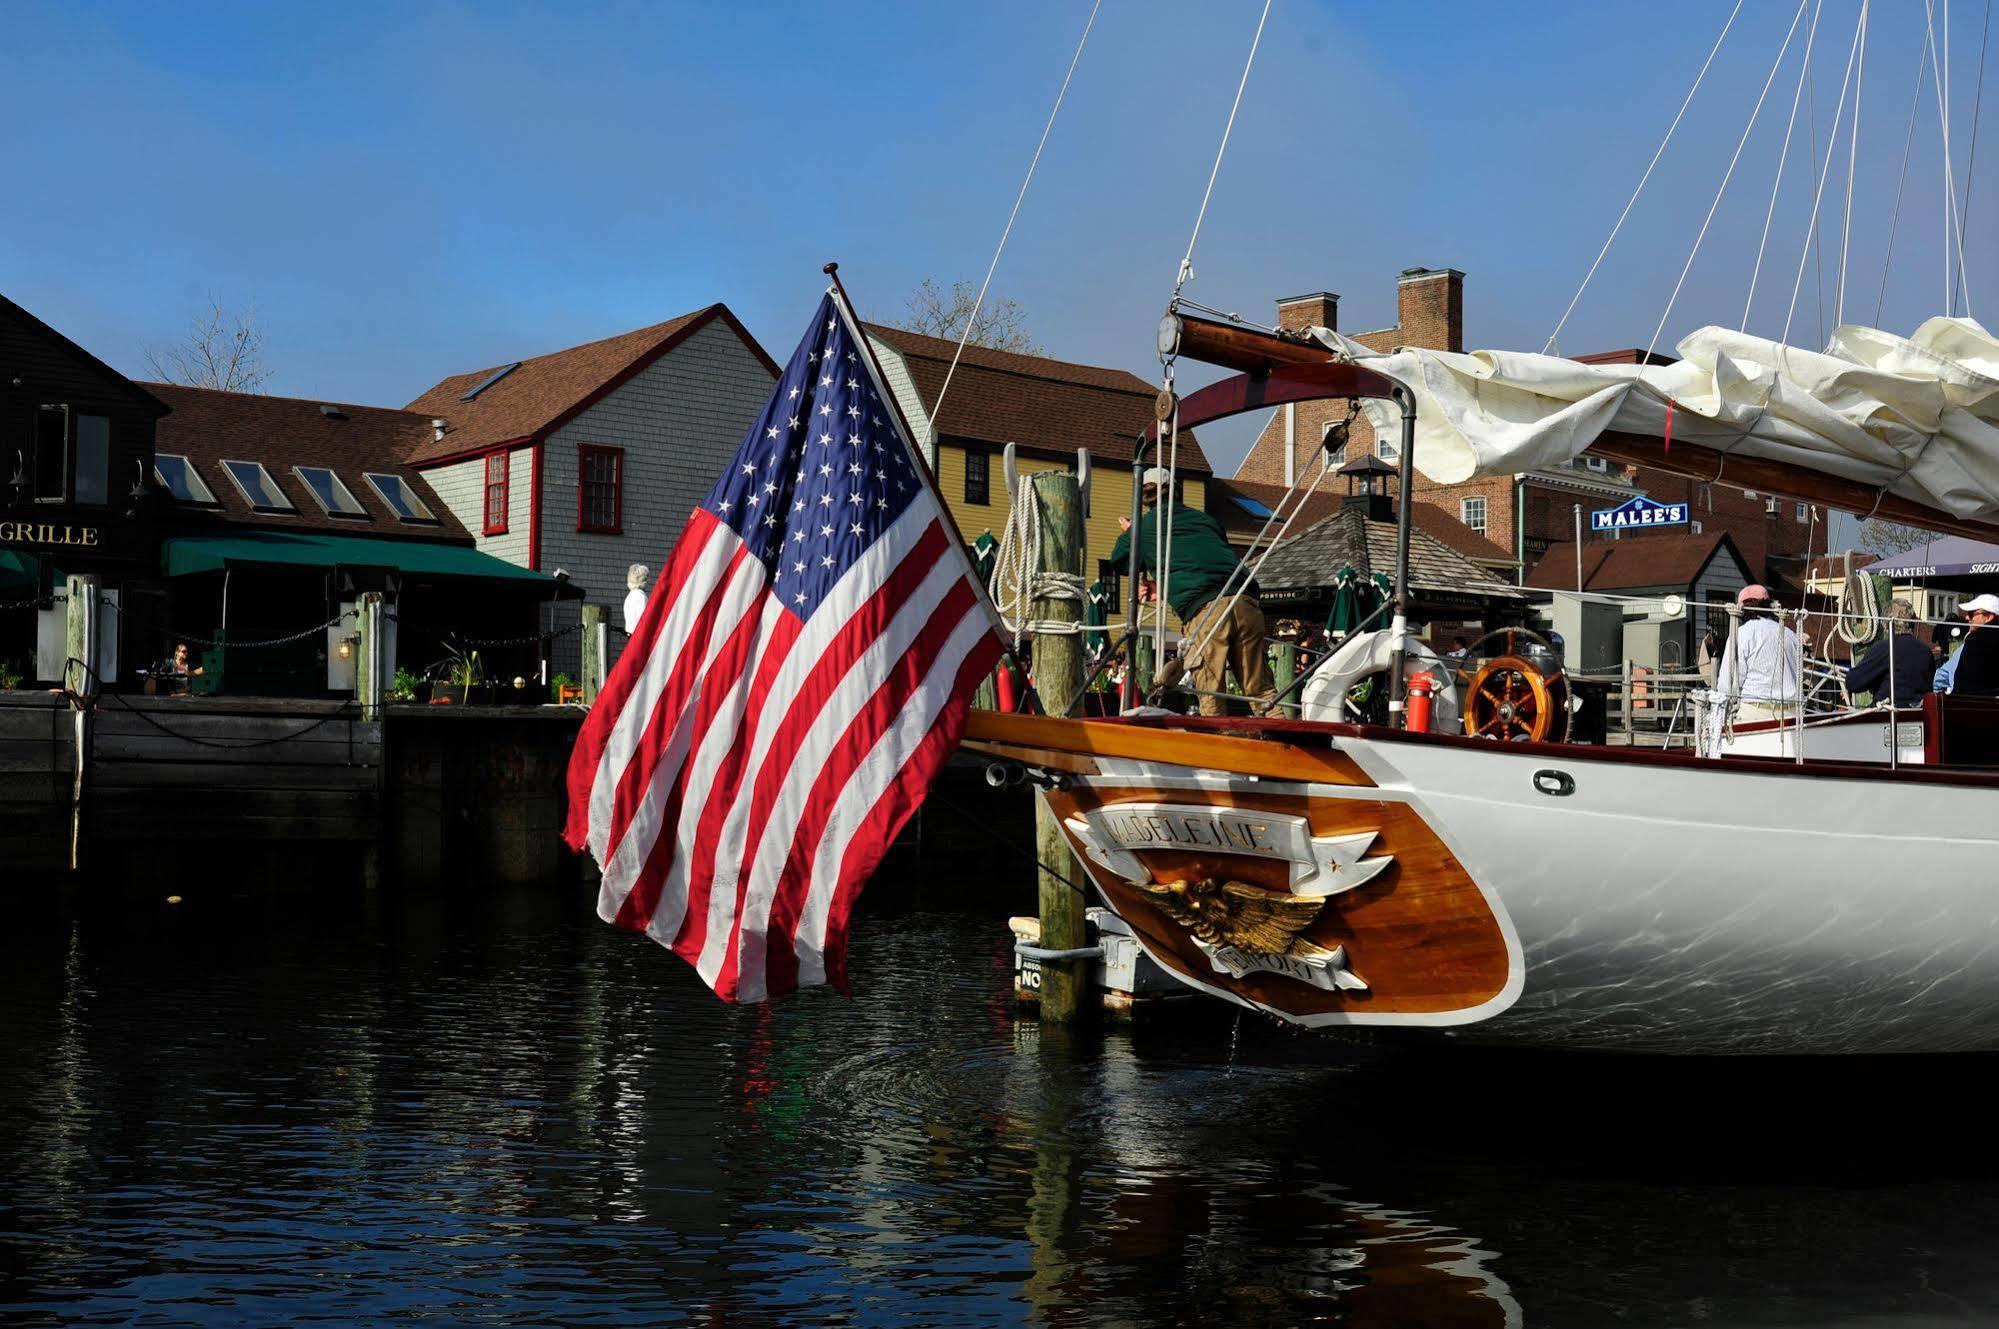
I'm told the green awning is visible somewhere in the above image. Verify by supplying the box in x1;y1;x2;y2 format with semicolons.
0;552;35;593
160;531;583;597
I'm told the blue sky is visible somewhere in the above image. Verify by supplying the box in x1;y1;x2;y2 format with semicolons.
3;1;1991;473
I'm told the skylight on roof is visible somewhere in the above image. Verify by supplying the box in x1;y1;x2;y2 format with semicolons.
294;466;368;518
461;362;522;401
221;459;296;514
154;453;218;505
1231;495;1275;520
363;472;437;523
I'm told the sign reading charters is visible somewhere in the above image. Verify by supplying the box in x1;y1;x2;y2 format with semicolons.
1591;496;1688;533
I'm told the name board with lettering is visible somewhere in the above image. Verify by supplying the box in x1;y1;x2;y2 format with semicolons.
1591;496;1689;533
0;521;102;549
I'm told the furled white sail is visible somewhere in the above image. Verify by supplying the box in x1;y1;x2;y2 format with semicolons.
1329;318;1999;524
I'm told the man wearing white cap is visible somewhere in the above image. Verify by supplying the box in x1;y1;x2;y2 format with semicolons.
1109;466;1275;716
1712;584;1803;734
1948;593;1999;695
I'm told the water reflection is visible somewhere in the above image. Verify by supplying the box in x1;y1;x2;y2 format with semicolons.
3;879;1998;1326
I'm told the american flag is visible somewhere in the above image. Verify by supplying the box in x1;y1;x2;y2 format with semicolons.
564;290;1005;1002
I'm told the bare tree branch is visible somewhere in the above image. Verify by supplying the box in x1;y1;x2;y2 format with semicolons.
146;299;272;393
1856;519;1942;557
897;278;1042;355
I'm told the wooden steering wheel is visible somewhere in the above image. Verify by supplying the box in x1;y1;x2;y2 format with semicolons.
1458;629;1570;742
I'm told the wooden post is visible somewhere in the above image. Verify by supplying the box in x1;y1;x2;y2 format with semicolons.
63;573;99;872
64;573;99;698
1029;470;1088;1025
356;592;384;721
580;604;606;705
1272;640;1297;718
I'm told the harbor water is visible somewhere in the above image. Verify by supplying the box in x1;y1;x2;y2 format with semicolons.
6;865;1999;1327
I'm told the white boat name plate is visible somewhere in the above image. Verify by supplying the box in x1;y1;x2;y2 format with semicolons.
1064;803;1391;896
1200;940;1370;992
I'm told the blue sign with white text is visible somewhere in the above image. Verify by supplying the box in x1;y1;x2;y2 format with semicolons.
1591;495;1689;533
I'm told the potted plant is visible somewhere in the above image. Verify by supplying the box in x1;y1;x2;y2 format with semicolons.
0;659;21;692
431;646;487;706
551;672;582;705
388;666;427;704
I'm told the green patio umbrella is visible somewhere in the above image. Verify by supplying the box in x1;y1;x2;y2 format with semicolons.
972;531;998;587
1324;565;1389;638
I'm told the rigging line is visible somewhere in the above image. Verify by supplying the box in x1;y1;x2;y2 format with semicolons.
1173;0;1273;297
1650;0;1812;360
1836;0;1869;327
1544;0;1746;355
928;0;1102;440
1926;0;1978;315
1960;0;1991;314
1806;15;1829;345
1876;26;1933;323
1747;0;1827;330
1782;2;1867;345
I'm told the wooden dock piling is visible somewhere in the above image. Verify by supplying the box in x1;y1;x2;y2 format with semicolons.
1028;470;1088;1025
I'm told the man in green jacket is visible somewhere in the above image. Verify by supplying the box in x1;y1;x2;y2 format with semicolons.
1109;467;1275;716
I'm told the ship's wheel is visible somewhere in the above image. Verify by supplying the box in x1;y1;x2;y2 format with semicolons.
1456;628;1570;742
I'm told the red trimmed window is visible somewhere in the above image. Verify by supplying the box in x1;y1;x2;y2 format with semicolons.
578;444;624;534
483;451;510;535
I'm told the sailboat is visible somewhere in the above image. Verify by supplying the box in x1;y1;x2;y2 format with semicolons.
967;302;1999;1056
953;0;1999;1054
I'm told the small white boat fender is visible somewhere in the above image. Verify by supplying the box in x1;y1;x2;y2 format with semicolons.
1299;630;1462;730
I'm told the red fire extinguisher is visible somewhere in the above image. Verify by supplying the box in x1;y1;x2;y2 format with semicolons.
995;663;1019;713
1406;671;1436;734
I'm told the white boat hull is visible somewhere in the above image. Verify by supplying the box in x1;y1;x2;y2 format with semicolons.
966;712;1999;1054
1343;734;1999;1054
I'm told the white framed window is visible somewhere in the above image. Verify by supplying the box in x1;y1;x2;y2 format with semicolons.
220;459;296;513
154;453;218;504
1460;495;1487;535
364;472;438;523
1375;434;1399;464
1691;519;1704;534
1321;420;1348;466
1583;455;1608;472
1796;502;1810;522
293;466;367;518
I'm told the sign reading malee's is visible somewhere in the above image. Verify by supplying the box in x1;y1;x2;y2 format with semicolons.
1590;495;1688;532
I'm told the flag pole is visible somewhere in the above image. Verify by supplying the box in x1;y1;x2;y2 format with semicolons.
823;261;1023;665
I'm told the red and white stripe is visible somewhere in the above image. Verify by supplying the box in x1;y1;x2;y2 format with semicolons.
564;501;1001;1001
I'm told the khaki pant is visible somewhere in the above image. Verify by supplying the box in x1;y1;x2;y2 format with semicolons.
1177;596;1277;717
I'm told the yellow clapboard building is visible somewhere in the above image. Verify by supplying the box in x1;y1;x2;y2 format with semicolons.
864;324;1210;624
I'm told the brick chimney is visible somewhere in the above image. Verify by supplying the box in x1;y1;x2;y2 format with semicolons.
1396;267;1464;352
1275;290;1339;333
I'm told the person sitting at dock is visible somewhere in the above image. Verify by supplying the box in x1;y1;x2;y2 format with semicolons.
165;643;203;678
1845;599;1934;706
1711;585;1802;730
1947;594;1999;695
1111;466;1275;717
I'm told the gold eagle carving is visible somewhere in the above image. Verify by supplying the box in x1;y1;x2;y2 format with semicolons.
1134;877;1327;957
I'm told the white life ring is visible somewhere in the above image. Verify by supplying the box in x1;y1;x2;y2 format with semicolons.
1298;630;1462;729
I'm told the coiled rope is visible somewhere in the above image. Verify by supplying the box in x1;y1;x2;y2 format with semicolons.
990;474;1088;636
1835;566;1885;646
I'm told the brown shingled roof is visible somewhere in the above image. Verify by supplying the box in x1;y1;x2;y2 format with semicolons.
865;324;1209;471
403;303;775;464
1526;531;1744;591
147;383;469;540
1257;504;1521;598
